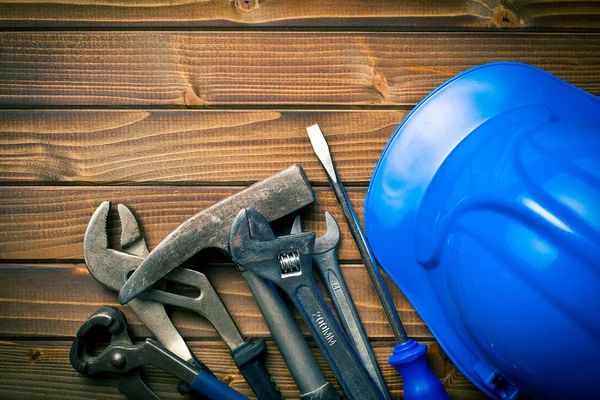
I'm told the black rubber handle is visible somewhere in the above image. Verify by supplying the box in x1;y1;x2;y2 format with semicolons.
231;339;282;400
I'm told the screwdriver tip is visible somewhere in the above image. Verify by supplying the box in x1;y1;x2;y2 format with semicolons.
306;124;337;183
306;124;324;147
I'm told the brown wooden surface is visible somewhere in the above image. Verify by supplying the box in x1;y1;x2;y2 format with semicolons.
0;0;598;30
0;340;485;400
0;186;371;260
0;263;427;340
1;1;598;399
0;32;599;107
0;110;401;184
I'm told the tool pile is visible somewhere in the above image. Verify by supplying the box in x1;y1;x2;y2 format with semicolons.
70;125;448;400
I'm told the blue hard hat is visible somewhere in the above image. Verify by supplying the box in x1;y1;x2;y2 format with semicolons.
364;62;600;400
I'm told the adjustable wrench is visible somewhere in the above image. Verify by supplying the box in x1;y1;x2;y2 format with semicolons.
84;202;280;399
241;210;339;400
230;209;383;400
292;213;389;399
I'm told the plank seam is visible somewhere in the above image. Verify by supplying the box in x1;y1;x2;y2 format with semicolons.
1;26;600;34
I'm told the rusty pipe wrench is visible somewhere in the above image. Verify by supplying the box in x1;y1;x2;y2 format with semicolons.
84;202;280;399
292;213;390;399
230;209;383;400
116;165;338;399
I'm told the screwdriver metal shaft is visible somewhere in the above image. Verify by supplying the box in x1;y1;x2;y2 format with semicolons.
307;124;450;400
306;124;407;343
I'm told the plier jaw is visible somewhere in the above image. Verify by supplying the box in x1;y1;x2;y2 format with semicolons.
70;306;248;400
70;306;163;400
83;201;146;292
70;306;131;376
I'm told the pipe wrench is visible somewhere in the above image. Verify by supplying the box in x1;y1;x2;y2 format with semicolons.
230;208;383;400
84;201;280;399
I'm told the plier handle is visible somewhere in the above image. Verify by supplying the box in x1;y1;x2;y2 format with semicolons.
70;306;248;400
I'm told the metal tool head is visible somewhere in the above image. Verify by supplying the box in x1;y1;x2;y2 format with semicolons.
70;306;131;376
307;124;337;183
291;212;340;255
118;204;149;258
230;209;316;284
84;202;146;292
83;202;203;367
70;307;204;400
119;165;316;304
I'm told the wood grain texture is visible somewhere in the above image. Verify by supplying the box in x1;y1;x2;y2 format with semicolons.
0;110;402;184
0;0;598;29
0;339;485;400
0;32;599;107
2;4;590;399
0;186;375;261
0;264;428;340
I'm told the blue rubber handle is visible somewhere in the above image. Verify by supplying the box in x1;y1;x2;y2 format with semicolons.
190;370;249;400
388;340;450;400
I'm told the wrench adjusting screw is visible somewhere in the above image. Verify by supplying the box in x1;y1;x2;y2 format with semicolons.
278;251;302;277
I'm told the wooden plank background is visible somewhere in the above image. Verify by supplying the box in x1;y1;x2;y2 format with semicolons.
0;1;598;399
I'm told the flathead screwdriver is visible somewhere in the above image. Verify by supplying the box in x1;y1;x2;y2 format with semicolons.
306;124;450;400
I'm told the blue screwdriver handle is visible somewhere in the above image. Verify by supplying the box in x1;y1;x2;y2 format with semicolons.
389;340;449;400
190;370;249;400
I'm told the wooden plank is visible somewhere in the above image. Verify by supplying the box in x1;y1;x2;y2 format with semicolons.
0;32;598;107
0;339;485;400
0;264;428;340
0;110;401;184
0;0;598;30
0;186;376;261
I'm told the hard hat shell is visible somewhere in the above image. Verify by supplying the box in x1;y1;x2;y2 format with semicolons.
364;62;600;400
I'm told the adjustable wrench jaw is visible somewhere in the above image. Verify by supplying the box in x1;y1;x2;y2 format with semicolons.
84;201;146;292
230;208;316;287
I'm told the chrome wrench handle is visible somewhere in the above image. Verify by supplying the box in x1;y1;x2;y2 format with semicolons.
239;269;338;400
315;252;388;399
237;211;339;400
287;282;381;400
292;213;388;398
229;209;381;400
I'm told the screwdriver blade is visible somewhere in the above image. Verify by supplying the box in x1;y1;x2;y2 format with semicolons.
307;124;338;183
